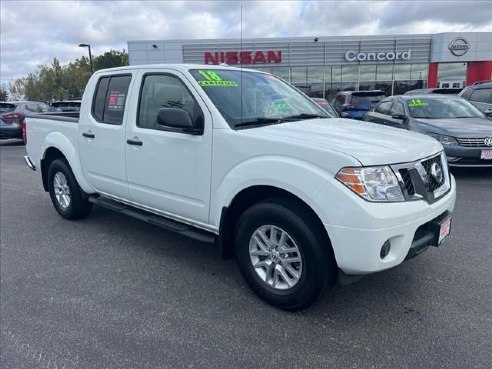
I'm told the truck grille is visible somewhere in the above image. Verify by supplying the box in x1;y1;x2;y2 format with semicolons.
421;155;445;192
456;138;492;147
393;153;451;204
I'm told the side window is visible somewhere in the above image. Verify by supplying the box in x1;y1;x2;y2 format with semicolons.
375;100;393;115
137;74;202;130
25;103;41;113
470;88;492;104
333;95;344;108
390;101;405;116
92;75;131;125
459;88;473;100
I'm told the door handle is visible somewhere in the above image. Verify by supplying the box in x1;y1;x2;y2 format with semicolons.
127;139;143;146
82;132;95;138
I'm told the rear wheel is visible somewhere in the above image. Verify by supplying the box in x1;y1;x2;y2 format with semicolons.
48;159;92;220
235;198;337;310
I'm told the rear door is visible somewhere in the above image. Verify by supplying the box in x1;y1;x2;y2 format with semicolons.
124;70;213;223
78;74;133;199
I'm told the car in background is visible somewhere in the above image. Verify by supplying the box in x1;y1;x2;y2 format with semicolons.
332;90;387;120
363;95;492;167
311;98;338;117
458;82;492;117
49;100;82;112
404;88;462;95
0;101;50;140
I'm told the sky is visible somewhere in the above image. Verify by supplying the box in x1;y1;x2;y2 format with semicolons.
1;0;491;87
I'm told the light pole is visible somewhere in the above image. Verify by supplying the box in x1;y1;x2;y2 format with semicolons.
79;43;93;74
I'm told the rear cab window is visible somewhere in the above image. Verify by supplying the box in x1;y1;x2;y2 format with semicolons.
92;74;132;125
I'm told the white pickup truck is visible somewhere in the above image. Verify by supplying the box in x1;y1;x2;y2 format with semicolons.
25;64;456;310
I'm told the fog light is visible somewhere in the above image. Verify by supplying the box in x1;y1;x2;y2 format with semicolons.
380;240;391;259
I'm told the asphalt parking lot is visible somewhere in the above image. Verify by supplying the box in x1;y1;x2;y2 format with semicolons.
1;140;491;369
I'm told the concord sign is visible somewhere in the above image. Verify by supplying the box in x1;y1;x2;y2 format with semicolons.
345;49;412;62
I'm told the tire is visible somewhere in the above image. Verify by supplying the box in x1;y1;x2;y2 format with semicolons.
235;197;337;311
47;159;92;220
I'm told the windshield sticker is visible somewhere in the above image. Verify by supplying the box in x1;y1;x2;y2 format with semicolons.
273;102;289;110
197;70;238;87
408;98;429;108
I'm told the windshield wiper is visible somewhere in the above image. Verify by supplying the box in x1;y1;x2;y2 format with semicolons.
235;117;284;129
234;114;326;129
281;113;326;121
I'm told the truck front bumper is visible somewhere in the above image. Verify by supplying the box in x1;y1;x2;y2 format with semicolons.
317;176;456;275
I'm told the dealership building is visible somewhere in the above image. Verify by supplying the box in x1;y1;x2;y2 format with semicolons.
128;32;492;100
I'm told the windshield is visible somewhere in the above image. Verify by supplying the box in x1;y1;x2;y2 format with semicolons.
190;69;328;128
406;98;485;119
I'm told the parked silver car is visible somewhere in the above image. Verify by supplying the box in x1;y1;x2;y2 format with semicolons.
0;101;50;140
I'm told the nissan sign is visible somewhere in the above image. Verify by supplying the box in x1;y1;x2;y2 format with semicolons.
204;50;282;65
448;37;469;56
345;50;412;62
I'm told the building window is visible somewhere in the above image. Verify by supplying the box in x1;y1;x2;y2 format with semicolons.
376;65;393;81
438;63;467;84
359;65;376;82
341;65;359;83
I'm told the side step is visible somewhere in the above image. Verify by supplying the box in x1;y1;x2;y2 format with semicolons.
88;196;216;244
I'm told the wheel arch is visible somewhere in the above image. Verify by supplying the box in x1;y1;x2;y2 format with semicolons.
41;147;65;191
218;185;333;262
40;132;93;194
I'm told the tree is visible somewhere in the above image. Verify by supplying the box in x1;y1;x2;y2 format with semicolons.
9;79;25;100
7;49;128;102
93;49;129;71
0;84;8;101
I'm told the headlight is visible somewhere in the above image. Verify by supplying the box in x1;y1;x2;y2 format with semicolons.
427;133;458;145
335;166;404;202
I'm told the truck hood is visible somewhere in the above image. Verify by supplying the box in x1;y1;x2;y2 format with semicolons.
416;117;492;138
243;118;442;166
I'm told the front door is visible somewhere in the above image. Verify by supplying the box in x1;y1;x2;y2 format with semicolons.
125;71;212;224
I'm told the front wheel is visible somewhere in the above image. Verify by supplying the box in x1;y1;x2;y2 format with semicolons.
235;198;337;310
47;159;92;220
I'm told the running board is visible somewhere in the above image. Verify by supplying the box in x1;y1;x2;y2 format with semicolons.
88;196;216;244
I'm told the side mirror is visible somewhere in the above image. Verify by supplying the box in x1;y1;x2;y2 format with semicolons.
340;112;350;118
483;109;492;117
391;113;408;123
156;108;201;134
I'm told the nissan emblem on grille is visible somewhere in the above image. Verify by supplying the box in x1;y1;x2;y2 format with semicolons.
484;137;492;147
430;162;443;183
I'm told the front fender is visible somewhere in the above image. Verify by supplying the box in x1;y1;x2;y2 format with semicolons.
43;132;93;194
210;155;334;228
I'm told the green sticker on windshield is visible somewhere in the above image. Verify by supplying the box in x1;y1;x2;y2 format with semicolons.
198;80;238;87
197;70;238;87
274;102;289;110
408;98;429;107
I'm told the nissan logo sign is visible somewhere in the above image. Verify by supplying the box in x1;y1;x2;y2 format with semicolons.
448;37;470;56
345;50;412;62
